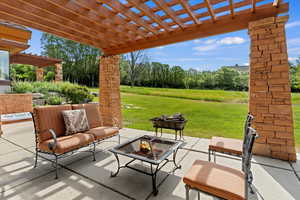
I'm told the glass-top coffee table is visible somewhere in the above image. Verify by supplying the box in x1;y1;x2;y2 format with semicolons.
109;135;184;195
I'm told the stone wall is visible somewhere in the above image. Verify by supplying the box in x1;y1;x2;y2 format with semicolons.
36;68;44;81
99;55;122;127
0;94;33;136
248;16;296;161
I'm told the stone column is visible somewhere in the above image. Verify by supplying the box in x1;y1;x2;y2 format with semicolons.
36;67;44;81
55;63;63;82
99;55;122;127
248;16;296;161
0;118;2;137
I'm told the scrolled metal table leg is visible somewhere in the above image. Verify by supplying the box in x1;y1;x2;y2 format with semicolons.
111;153;120;177
173;149;182;169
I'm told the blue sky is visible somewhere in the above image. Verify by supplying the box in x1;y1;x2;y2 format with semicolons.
25;1;300;71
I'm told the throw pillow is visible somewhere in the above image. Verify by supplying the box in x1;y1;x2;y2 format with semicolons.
62;109;90;135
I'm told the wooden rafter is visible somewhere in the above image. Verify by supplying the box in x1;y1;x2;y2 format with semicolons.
152;0;185;29
74;0;147;39
98;0;159;35
229;0;235;18
104;2;289;55
46;0;135;42
273;0;280;7
178;0;201;25
0;3;104;48
0;0;113;47
0;0;287;53
159;0;264;27
252;0;257;13
205;0;217;22
126;0;171;31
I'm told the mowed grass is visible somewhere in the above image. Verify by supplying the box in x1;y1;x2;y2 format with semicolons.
91;86;300;146
91;86;300;104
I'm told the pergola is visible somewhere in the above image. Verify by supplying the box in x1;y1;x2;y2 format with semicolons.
0;0;295;161
10;53;63;82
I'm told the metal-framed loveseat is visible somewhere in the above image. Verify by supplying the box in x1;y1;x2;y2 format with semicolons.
31;103;120;179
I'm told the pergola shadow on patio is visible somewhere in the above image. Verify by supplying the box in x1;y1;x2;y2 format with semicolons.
0;121;300;200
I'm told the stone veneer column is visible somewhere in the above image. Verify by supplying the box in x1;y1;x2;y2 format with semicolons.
36;67;44;81
248;16;296;161
99;55;122;127
55;63;63;82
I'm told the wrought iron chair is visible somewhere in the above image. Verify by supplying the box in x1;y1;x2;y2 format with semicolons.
208;113;254;162
183;127;258;200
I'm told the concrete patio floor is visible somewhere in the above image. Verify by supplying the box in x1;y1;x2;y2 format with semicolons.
1;121;300;200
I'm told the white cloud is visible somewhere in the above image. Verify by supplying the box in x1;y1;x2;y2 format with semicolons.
192;36;246;55
204;39;217;44
243;62;249;66
193;39;201;44
193;44;218;52
288;57;298;62
219;37;246;45
156;46;165;49
286;21;300;29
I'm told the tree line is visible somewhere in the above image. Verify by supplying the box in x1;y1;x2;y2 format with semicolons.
10;33;300;92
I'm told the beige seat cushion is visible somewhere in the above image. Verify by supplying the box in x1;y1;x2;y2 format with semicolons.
39;133;94;154
72;104;102;128
183;160;245;200
86;127;119;141
209;136;243;155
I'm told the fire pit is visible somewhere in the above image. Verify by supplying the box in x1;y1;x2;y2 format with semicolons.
150;113;187;140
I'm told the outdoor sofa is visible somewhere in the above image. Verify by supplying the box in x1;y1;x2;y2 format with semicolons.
31;103;120;178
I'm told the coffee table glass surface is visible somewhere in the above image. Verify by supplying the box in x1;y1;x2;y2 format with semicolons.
110;135;183;165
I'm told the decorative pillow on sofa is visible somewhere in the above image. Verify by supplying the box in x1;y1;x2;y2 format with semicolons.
62;109;90;135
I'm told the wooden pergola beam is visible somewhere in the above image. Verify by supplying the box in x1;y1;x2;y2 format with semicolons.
0;0;114;47
273;0;280;7
229;0;235;18
205;0;217;22
126;0;171;31
178;0;201;25
162;0;265;27
75;0;147;39
0;6;103;48
99;0;158;35
46;0;135;42
152;0;185;28
103;3;289;55
252;0;257;13
10;53;62;67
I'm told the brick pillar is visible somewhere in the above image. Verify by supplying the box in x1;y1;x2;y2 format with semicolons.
0;118;2;137
249;16;296;161
99;55;122;127
55;63;63;82
36;67;44;81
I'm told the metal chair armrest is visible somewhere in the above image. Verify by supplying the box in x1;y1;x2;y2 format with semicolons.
48;129;58;151
112;117;122;130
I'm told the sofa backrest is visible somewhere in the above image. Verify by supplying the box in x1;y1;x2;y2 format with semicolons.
33;105;72;142
72;103;103;128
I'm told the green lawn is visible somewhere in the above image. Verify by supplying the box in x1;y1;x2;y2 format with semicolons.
91;86;300;146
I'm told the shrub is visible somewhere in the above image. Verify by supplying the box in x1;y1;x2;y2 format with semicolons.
61;84;94;104
47;95;63;105
11;81;93;104
11;81;33;93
